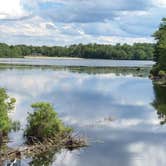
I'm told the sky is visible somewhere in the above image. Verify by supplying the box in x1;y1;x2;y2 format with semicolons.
0;0;166;46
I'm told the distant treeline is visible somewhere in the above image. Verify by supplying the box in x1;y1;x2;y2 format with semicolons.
0;43;154;60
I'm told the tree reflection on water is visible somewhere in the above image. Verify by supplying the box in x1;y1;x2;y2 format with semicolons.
29;149;58;166
152;84;166;125
3;149;59;166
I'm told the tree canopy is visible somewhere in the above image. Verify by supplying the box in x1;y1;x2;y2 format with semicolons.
152;18;166;75
0;43;154;60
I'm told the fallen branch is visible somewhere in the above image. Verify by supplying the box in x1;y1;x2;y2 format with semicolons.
0;133;88;162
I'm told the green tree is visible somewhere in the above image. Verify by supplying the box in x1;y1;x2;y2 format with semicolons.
152;18;166;74
0;42;154;60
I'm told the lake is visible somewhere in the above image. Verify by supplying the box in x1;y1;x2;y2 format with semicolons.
0;59;166;166
0;58;154;67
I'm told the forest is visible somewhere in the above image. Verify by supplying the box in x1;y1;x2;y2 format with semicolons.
0;43;154;60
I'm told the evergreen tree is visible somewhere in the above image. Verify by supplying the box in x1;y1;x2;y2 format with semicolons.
153;18;166;74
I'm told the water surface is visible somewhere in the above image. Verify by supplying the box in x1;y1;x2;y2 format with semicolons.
0;58;155;67
0;62;165;166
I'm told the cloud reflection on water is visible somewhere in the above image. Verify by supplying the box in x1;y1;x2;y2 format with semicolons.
0;67;166;166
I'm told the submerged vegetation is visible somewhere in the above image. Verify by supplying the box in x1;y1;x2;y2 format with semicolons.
0;42;154;60
151;18;166;85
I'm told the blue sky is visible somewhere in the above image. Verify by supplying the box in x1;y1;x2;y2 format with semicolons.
0;0;166;46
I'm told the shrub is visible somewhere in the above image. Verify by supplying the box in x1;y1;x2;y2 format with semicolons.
159;70;166;77
150;65;160;76
24;102;72;142
0;88;16;137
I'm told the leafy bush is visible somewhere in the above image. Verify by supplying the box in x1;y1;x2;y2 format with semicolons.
0;88;16;142
24;102;72;142
159;70;166;77
150;65;160;76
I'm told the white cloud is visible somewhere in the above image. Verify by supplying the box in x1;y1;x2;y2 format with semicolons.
0;0;28;19
0;16;59;37
98;36;154;45
0;0;165;45
153;0;166;7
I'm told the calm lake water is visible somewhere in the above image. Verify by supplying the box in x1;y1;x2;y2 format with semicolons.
0;58;155;67
0;59;166;166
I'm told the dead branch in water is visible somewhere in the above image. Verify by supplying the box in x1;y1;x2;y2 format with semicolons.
0;133;88;163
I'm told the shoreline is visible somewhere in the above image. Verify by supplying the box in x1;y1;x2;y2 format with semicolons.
24;56;154;61
24;56;84;60
149;75;166;87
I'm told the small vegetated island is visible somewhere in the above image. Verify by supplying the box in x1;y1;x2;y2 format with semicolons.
0;89;87;164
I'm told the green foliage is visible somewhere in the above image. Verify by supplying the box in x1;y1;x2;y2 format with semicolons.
0;42;154;60
24;102;72;142
150;65;160;76
152;18;166;74
0;43;23;58
159;70;166;77
0;88;16;137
